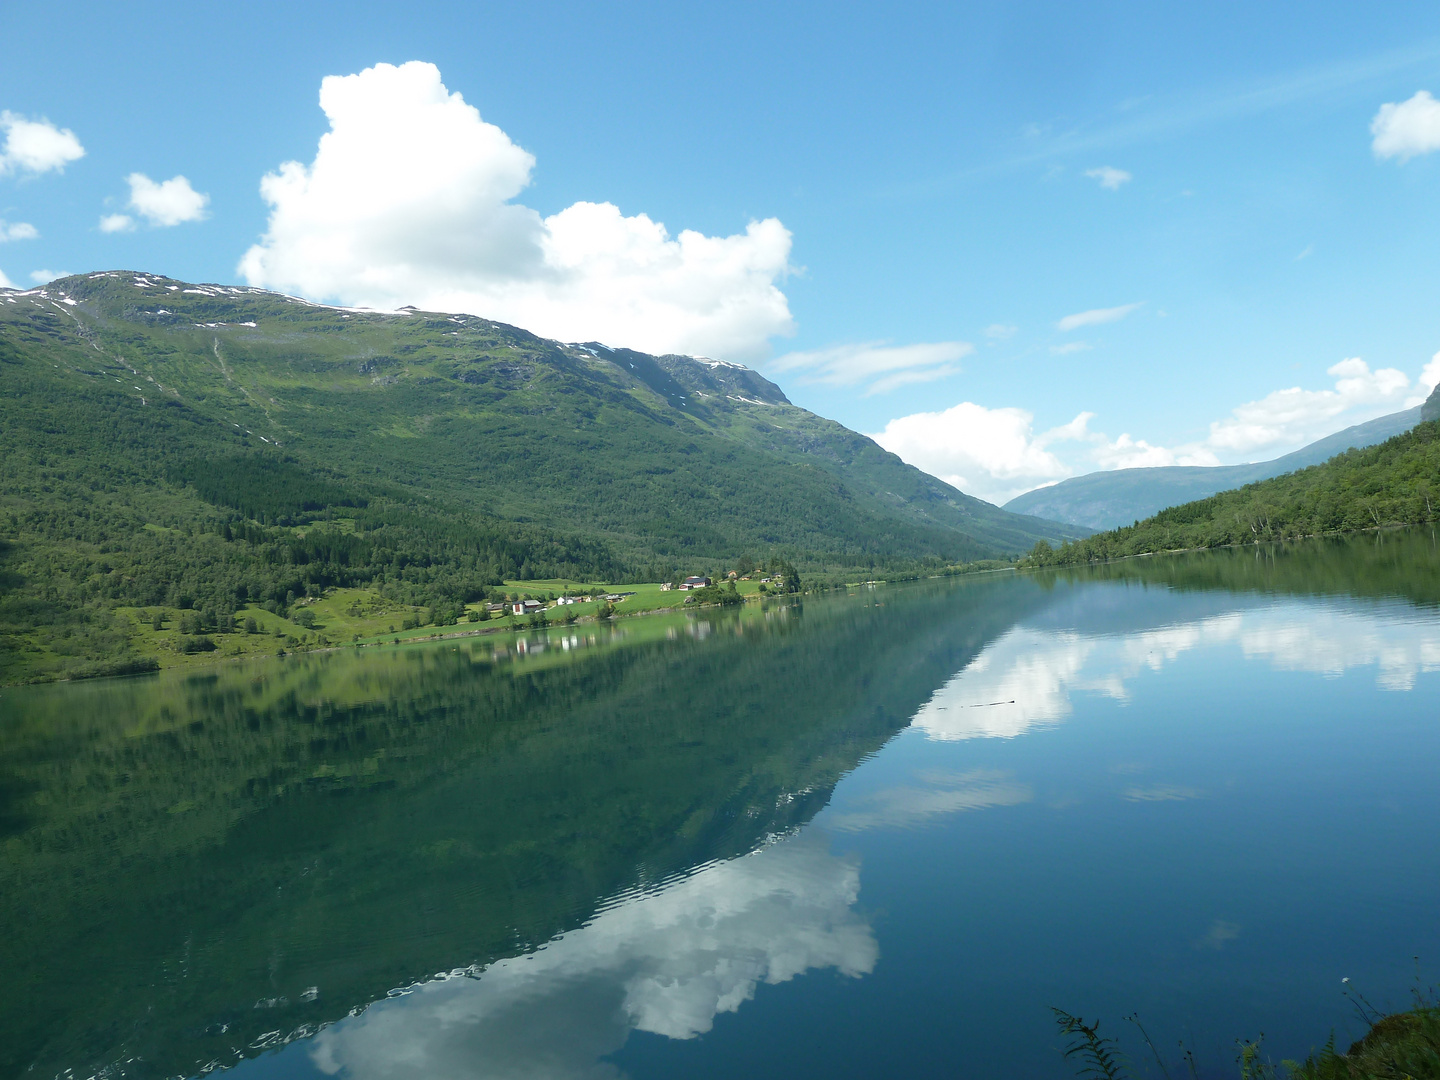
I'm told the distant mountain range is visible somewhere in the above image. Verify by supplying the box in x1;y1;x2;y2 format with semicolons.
1023;410;1440;567
1004;404;1429;530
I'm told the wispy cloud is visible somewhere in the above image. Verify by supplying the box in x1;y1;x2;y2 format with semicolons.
1084;166;1132;190
770;340;971;394
984;323;1017;340
878;41;1440;203
864;364;965;396
1057;302;1144;332
1050;342;1092;355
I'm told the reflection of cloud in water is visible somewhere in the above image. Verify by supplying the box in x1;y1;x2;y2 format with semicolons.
1123;784;1202;802
914;604;1440;741
1196;919;1241;950
825;769;1032;833
305;833;876;1080
1237;612;1440;691
913;620;1221;741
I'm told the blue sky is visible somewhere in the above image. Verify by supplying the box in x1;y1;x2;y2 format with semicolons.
4;1;1440;502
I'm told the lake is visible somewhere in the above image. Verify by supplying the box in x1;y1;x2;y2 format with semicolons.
3;530;1439;1079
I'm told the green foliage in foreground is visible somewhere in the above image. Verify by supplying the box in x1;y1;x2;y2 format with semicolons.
1056;1004;1440;1079
1288;1007;1440;1079
1026;421;1440;567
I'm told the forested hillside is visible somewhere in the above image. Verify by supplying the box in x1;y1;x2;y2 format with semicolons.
1025;418;1440;567
0;271;1079;682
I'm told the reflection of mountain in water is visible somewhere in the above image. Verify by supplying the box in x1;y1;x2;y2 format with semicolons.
0;578;1049;1080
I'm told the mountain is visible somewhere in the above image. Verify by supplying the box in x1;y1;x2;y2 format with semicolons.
1004;406;1424;530
1424;381;1440;423
1023;418;1440;566
0;271;1082;681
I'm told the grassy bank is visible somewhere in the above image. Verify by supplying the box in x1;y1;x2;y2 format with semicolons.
1057;1002;1440;1079
33;576;790;679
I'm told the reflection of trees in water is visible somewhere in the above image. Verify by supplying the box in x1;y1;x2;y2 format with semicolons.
1052;526;1440;608
0;573;1046;1080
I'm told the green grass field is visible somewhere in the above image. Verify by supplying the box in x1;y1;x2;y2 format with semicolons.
95;576;780;674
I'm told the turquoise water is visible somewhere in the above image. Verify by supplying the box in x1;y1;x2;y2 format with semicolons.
3;531;1439;1078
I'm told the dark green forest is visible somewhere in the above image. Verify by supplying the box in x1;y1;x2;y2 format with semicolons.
1025;419;1440;567
0;271;1080;682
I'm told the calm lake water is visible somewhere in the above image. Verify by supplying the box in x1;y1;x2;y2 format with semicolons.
4;531;1440;1079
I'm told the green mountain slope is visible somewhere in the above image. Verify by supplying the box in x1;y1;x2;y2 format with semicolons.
1004;405;1423;530
622;346;1076;552
1024;418;1440;566
0;271;1079;681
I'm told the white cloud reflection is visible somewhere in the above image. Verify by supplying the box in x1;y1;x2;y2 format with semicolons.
305;833;876;1080
913;603;1440;742
1236;612;1440;691
824;768;1032;833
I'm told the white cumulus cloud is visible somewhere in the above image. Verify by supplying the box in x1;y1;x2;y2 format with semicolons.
123;173;209;226
29;268;69;284
0;266;14;289
868;402;1079;504
879;353;1417;503
1085;166;1132;190
0;111;84;176
1406;351;1440;407
1206;357;1409;454
239;61;795;360
99;213;134;233
867;403;1209;502
770;340;971;395
0;220;37;241
1057;302;1144;331
1371;90;1440;162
